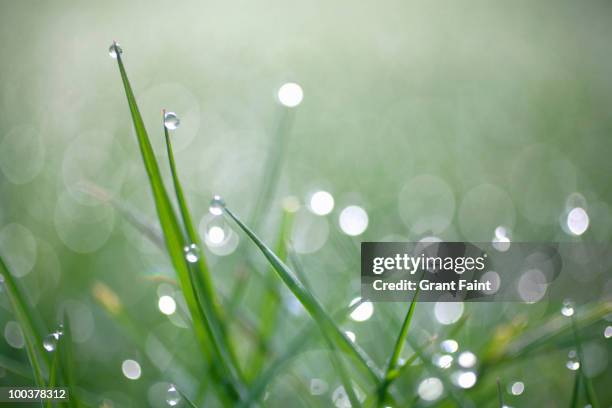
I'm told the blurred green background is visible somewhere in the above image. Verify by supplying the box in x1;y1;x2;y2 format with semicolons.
1;0;612;406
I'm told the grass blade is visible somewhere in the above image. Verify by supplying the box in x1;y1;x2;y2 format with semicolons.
247;209;293;380
112;43;244;401
571;315;599;408
497;378;504;408
224;206;382;383
378;287;419;406
569;371;581;408
0;253;47;387
162;113;245;393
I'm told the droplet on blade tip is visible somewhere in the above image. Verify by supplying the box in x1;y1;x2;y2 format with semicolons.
164;112;180;130
209;195;226;215
108;42;123;59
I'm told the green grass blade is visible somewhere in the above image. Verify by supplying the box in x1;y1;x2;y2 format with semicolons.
569;371;581;408
571;316;599;408
111;43;244;401
378;287;419;406
247;209;293;380
224;206;382;383
497;378;504;408
328;345;362;408
58;313;82;408
45;351;59;408
0;253;47;387
175;386;199;408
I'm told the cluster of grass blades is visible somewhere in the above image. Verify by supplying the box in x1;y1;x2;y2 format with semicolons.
1;40;610;408
107;41;611;407
0;255;82;407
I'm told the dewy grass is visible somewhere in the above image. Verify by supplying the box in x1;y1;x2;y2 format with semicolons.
111;42;245;402
0;253;48;387
378;286;420;406
224;206;383;383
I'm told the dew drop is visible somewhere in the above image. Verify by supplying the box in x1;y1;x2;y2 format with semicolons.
604;325;612;339
433;354;453;369
566;350;580;370
184;244;200;263
166;384;181;406
108;42;122;59
43;332;60;352
163;112;180;130
561;299;575;317
209;195;226;215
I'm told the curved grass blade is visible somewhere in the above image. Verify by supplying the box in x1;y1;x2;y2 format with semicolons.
111;43;244;401
482;301;612;367
0;253;47;387
247;209;294;380
377;287;420;406
225;206;382;383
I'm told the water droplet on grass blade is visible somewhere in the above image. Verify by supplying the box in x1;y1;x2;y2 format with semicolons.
209;195;226;215
184;244;200;263
43;332;60;352
604;325;612;339
566;350;580;370
108;42;122;58
166;384;180;406
163;112;180;130
561;299;575;317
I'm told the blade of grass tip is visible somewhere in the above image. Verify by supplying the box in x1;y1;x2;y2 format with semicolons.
174;386;198;408
571;315;599;408
163;111;245;392
378;286;420;407
224;206;382;383
0;254;48;387
112;42;244;401
497;378;504;408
